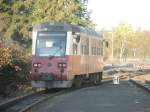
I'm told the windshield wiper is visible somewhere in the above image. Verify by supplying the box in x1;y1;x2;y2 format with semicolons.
49;46;62;60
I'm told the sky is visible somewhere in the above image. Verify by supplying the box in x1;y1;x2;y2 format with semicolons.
87;0;150;30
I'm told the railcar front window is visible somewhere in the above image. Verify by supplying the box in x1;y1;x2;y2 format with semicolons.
36;32;66;56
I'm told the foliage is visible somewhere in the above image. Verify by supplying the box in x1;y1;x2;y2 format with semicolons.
0;0;34;39
0;42;31;96
0;0;93;66
0;0;94;40
0;0;94;95
112;22;135;62
0;43;12;67
32;0;94;27
134;31;150;60
0;0;92;66
104;21;150;62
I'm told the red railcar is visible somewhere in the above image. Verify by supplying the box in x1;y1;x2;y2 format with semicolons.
31;22;103;89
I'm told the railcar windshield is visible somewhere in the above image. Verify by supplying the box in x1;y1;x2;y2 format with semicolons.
36;32;67;56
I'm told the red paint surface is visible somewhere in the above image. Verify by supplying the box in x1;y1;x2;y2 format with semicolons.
31;55;103;81
31;56;68;81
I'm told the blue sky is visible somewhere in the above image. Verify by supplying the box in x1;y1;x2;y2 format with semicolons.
87;0;150;30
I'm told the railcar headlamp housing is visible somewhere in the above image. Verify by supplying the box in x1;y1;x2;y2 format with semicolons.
33;63;41;68
33;63;38;68
62;63;67;68
37;63;41;67
57;63;67;68
58;63;63;68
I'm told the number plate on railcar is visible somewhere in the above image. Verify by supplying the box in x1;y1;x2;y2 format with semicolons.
42;75;53;81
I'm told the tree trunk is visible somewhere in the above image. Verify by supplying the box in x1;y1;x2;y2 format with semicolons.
120;40;127;63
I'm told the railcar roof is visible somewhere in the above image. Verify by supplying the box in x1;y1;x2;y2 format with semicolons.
33;22;102;38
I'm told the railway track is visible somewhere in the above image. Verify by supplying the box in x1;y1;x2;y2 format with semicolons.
0;70;149;112
0;89;65;112
127;69;150;92
106;67;150;92
130;79;150;92
0;79;112;112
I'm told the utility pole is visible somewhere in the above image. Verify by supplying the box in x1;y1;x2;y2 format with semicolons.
111;32;114;64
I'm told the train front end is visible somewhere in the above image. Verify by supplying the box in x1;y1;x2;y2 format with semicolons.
31;23;71;89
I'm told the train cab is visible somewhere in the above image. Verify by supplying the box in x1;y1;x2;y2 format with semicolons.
31;22;103;89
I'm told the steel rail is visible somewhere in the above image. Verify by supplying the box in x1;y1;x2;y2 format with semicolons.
0;79;112;112
129;79;150;92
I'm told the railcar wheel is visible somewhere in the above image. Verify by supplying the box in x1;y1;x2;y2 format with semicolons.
45;88;49;92
32;87;38;93
72;76;82;88
93;74;100;85
89;73;102;85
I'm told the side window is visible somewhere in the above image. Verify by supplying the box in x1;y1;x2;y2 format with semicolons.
95;47;97;55
96;47;98;56
94;47;96;55
73;43;78;55
81;45;89;55
84;45;86;55
92;47;94;55
86;45;89;55
81;45;84;55
98;48;100;55
92;47;95;56
101;48;103;55
84;45;87;55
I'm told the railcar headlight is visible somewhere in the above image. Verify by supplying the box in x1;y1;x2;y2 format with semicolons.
37;63;41;67
58;63;67;68
62;63;67;68
58;63;63;68
33;63;41;68
33;63;38;68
